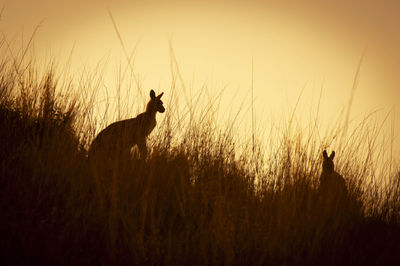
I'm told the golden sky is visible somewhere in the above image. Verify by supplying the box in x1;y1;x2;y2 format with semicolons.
1;0;399;139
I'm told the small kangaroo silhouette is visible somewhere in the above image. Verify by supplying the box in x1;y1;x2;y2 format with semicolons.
88;89;165;165
319;150;347;196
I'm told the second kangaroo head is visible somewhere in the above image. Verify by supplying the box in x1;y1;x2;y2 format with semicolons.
322;150;335;173
147;89;165;114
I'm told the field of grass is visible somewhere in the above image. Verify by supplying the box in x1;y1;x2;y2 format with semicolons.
0;48;399;266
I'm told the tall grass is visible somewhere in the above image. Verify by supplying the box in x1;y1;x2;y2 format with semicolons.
0;45;399;265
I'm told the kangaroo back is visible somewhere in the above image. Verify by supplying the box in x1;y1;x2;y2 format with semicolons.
88;90;165;207
88;89;165;165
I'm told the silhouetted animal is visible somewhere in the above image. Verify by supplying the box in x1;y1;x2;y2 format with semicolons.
88;89;165;165
319;150;347;196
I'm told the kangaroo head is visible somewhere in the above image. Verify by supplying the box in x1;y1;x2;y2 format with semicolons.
322;150;335;173
147;89;165;113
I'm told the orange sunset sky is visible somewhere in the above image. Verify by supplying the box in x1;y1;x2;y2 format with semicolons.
1;0;399;147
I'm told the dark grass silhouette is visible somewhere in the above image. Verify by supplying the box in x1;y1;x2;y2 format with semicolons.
0;57;400;266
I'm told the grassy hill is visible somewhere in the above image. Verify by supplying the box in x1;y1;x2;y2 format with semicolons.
0;56;399;265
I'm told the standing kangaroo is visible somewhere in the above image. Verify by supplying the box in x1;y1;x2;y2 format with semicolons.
88;89;165;167
319;150;347;196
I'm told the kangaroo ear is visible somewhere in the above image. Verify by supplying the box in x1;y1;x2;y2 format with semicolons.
323;150;328;159
157;92;164;99
330;151;335;160
150;90;156;99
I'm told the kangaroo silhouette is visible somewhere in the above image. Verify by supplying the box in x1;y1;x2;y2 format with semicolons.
319;150;347;196
88;89;165;166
